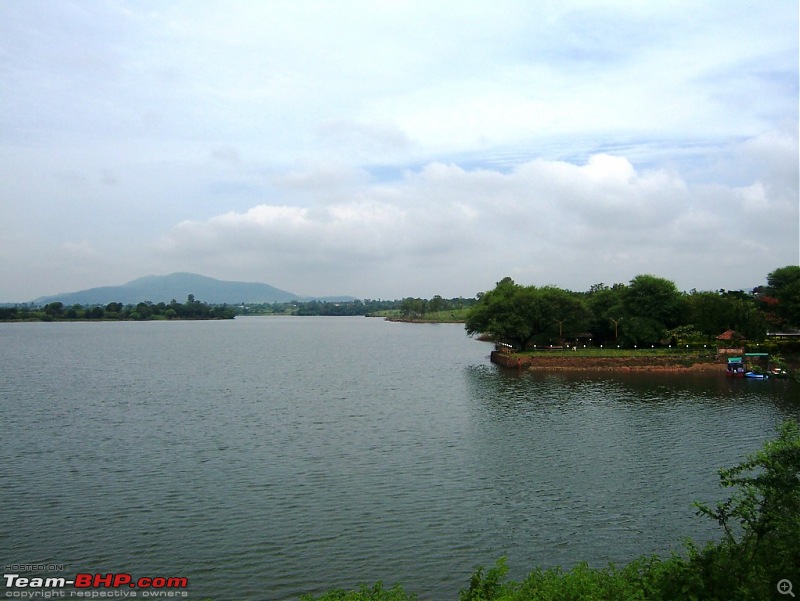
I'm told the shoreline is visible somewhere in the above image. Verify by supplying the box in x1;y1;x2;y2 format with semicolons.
490;351;727;373
383;316;466;324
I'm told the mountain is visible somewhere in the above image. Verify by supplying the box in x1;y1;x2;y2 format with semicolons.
32;273;352;306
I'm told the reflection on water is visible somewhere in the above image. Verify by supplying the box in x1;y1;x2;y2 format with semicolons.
1;319;798;600
463;365;799;579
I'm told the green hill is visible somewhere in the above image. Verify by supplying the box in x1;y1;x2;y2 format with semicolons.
32;272;326;305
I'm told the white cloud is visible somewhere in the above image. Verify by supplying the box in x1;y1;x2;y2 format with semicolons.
0;1;796;300
155;142;798;298
60;239;102;261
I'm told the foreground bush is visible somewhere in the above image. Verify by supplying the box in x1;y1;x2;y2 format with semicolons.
301;582;416;601
304;421;800;601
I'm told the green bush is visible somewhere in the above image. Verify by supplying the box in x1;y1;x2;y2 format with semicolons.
301;582;416;601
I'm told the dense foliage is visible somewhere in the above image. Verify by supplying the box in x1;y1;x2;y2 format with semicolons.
239;299;405;317
240;296;477;318
464;278;589;350
0;294;236;321
0;295;480;321
304;421;800;600
466;266;800;350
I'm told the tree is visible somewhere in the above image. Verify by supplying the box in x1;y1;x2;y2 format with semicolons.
537;286;590;345
465;278;533;350
621;316;666;347
465;279;589;351
87;306;104;319
685;289;766;343
585;283;626;345
621;274;686;345
65;304;82;319
401;297;427;318
730;296;767;341
686;290;735;339
428;295;446;314
44;302;64;318
765;265;800;328
135;302;153;320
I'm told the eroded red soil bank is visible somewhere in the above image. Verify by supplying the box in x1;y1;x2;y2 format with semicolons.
490;351;723;372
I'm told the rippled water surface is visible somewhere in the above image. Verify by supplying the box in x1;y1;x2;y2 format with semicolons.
2;317;799;600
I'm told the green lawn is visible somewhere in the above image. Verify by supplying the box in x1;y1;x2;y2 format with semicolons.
515;347;719;358
372;308;471;322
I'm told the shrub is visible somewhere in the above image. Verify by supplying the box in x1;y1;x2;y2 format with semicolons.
301;582;416;601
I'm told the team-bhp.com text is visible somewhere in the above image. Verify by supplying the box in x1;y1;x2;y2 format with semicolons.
4;574;189;598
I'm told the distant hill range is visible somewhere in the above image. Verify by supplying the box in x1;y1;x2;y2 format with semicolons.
33;273;355;306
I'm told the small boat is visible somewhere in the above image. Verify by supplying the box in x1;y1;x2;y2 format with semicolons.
726;357;745;377
726;353;771;379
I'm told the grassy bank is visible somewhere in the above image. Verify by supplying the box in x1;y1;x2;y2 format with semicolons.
496;347;800;377
514;347;719;358
377;307;471;323
508;348;722;371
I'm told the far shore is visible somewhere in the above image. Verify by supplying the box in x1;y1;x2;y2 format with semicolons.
382;316;466;324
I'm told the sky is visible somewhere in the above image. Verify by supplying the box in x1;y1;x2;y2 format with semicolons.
1;1;798;302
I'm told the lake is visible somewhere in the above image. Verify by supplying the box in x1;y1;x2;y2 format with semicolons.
1;317;798;600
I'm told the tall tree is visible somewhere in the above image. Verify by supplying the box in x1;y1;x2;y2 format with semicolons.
585;283;626;345
687;291;735;338
621;275;686;345
537;286;591;344
765;265;800;328
465;278;535;350
465;279;589;350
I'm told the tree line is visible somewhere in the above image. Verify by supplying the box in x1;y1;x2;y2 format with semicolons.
0;294;236;321
236;298;404;316
465;265;800;351
239;296;477;317
1;295;477;321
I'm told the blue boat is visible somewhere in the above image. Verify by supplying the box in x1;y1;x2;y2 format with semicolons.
726;353;770;379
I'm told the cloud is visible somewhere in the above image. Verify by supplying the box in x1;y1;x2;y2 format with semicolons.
60;239;103;261
210;146;242;166
156;136;798;298
0;1;796;301
317;120;412;160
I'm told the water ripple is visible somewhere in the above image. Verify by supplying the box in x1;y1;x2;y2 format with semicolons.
2;319;798;600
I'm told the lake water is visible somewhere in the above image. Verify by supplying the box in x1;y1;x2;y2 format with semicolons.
2;317;799;600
